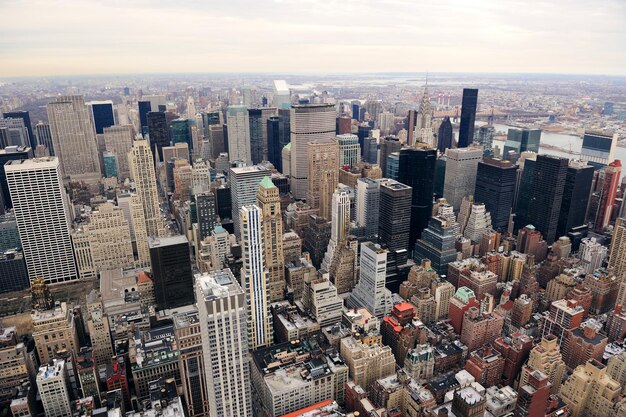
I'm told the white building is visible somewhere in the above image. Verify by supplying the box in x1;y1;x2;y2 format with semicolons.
240;205;273;350
229;165;270;239
355;178;380;241
37;359;71;417
301;272;343;327
196;269;252;417
321;189;352;272
336;134;360;167
579;237;608;274
463;203;493;243
348;242;393;318
272;80;291;109
5;157;77;284
226;105;251;164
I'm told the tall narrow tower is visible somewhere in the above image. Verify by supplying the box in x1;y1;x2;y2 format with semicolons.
414;86;434;147
307;140;339;220
128;139;165;239
458;88;478;148
256;177;285;302
321;188;352;271
240;205;273;350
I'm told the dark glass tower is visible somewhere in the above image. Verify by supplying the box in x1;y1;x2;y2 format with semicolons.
378;179;412;261
379;136;401;177
0;147;33;212
433;157;446;199
514;158;536;233
138;101;152;135
458;88;478;148
149;235;194;310
413;215;460;276
194;191;217;241
35;122;54;155
503;129;541;160
147;111;169;163
357;124;372;158
90;102;115;134
248;109;264;164
2;111;34;149
437;116;453;153
170;119;192;155
474;158;518;231
398;147;437;248
268;110;291;172
556;162;594;238
527;155;569;244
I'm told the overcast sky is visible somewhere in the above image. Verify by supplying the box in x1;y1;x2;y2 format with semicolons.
0;0;624;77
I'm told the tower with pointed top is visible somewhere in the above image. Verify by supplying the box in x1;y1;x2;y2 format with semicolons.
256;177;285;302
414;85;434;147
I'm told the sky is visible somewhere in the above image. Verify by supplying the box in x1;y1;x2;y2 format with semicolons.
0;0;625;77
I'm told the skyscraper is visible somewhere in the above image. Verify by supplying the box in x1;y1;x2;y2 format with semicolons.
556;160;594;237
348;242;393;318
321;188;352;271
47;95;101;178
527;155;569;244
2;111;34;149
266;108;290;172
226;105;251;164
35;121;54;155
437;116;453;153
170;118;192;155
307;140;339;220
0;146;32;212
149;235;194;310
240;205;273;350
337;133;360;167
398;147;437;248
474;157;518;231
256;177;285;303
137;100;151;134
580;130;617;167
5;157;77;284
414;86;434;146
608;217;626;278
0;117;30;148
37;360;72;417
443;146;483;211
128;139;166;239
413;207;460;275
503;129;541;160
87;100;115;134
147;111;169;163
229;165;270;239
103;125;133;181
356;177;380;242
513;153;537;232
272;80;291;109
379;136;401;176
196;269;252;417
592;160;621;232
458;88;478;148
378;179;412;262
248;107;275;164
290;103;336;199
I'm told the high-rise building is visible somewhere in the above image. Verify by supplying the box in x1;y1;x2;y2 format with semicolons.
266;108;290;172
458;88;478;148
348;242;393;318
137;100;152;134
149;235;194;310
378;136;401;176
378;179;412;259
398;147;437;247
579;237;608;274
591;160;621;231
194;191;217;241
196;269;252;417
0;146;32;212
519;335;566;394
35;121;54;155
437;116;453;153
608;217;626;278
580;130;617;167
46;95;101;178
513;153;537;232
146;111;169;163
103;125;133;181
229;165;270;239
170;118;192;155
37;359;72;417
414;86;434;146
337;133;360;167
86;292;114;369
514;370;551;417
0;117;30;148
559;359;621;417
413;209;460;275
463;203;493;243
307;140;339;220
503;129;541;159
87;100;115;134
527;155;568;244
5;158;77;284
2;111;34;149
290;104;336;199
226;105;251;164
128;139;166;239
541;299;585;345
248;107;275;164
443;146;483;211
355;178;380;241
474;125;495;156
240;205;273;350
256;177;285;302
474;157;518;231
556;160;594;237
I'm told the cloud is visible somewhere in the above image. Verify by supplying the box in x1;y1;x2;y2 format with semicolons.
0;0;624;76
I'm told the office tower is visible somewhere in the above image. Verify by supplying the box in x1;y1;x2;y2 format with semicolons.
103;125;133;181
149;235;193;310
35;121;54;155
290;104;336;199
337;115;352;135
379;136;401;176
592;160;621;231
579;237;607;274
580;130;617;167
377;111;394;135
337;133;360;167
365;100;382;123
266;108;290;172
378;178;412;257
321;189;356;292
240;205;273;350
608;217;626;278
206;124;225;160
147;111;169;163
503;128;541;159
85;293;114;369
519;335;566;395
527;155;568;244
303;214;331;269
5;158;76;284
413;208;460;275
129;139;166;238
87;100;115;134
102;151;117;178
226;105;251;164
556;160;594;237
437;116;453;153
307;140;339;220
414;86;434;146
46;95;101;178
515;370;551;417
272;80;291;109
458;88;478;148
475;124;495;156
2;111;34;148
171;118;192;155
443;146;482;211
398;147;437;247
31;301;78;365
229;165;270;238
248;107;275;164
0;146;32;212
194;191;217;241
137;100;151;134
355;178;380;241
474;157;518;231
256;177;285;302
513;153;537;231
196;270;252;417
0;117;30;148
463;203;492;243
356;123;373;160
37;359;71;417
341;336;396;393
348;242;393;318
559;360;621;417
